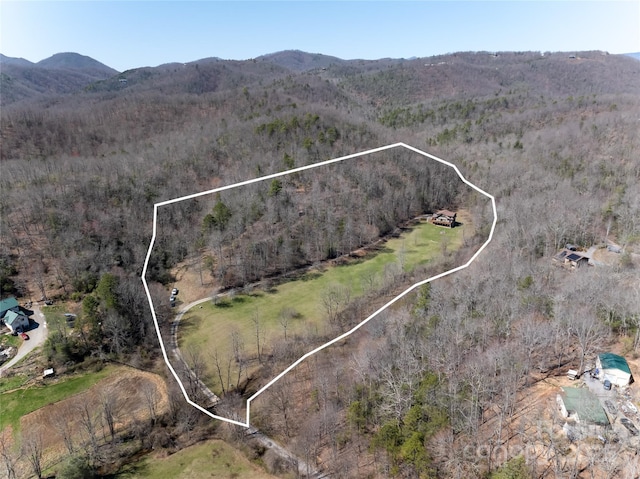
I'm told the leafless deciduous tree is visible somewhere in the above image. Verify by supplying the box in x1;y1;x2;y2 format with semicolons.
100;388;120;443
51;402;75;454
0;430;19;479
141;381;160;425
76;401;100;465
21;426;44;479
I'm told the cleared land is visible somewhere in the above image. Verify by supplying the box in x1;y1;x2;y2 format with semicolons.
0;365;115;433
179;217;467;394
117;439;278;479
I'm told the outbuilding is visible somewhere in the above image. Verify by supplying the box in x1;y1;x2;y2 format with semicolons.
0;297;20;319
557;387;609;426
596;353;633;387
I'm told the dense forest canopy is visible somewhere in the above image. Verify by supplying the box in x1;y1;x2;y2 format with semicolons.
1;49;640;478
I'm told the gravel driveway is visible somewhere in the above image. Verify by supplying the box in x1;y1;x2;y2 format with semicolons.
0;304;49;376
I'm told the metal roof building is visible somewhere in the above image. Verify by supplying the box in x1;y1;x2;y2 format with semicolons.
596;352;633;387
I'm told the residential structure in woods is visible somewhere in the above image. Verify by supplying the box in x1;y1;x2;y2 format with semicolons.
430;209;457;228
552;248;590;270
0;297;20;319
596;352;633;387
0;297;31;333
557;387;610;434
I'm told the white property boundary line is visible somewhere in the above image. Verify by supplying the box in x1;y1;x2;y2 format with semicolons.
141;142;497;428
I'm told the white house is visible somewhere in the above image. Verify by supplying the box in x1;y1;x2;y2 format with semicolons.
596;352;633;387
4;310;29;333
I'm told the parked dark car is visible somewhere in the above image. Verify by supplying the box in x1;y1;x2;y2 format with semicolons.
620;418;639;436
603;379;612;390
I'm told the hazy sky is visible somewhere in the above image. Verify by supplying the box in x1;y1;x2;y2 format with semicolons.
1;1;638;72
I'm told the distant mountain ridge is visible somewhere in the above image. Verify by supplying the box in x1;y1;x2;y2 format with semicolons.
2;49;639;107
256;50;344;71
0;52;119;106
625;52;640;61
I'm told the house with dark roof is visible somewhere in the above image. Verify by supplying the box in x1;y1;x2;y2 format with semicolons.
552;248;589;270
596;352;633;387
430;210;457;228
0;297;20;319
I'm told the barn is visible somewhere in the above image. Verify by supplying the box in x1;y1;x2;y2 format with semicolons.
596;352;633;387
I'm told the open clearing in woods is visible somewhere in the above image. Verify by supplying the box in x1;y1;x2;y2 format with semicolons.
0;365;115;433
1;365;169;479
179;217;467;395
117;439;278;479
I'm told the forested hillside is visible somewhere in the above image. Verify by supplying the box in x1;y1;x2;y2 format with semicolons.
1;49;640;478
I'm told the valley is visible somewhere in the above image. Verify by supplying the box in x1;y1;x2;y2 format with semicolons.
0;48;639;478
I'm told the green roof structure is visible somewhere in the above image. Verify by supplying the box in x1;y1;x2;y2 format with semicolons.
560;387;609;426
4;310;24;326
598;353;631;375
0;297;19;317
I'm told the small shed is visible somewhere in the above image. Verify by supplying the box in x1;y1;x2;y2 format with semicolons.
596;353;632;387
557;387;609;426
43;368;55;378
3;310;29;333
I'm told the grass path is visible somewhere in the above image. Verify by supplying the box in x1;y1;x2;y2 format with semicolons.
180;220;465;393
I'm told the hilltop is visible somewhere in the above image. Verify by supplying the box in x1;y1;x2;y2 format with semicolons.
0;52;118;105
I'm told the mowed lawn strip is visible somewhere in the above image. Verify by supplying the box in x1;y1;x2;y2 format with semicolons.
118;439;277;479
0;365;115;433
180;221;464;393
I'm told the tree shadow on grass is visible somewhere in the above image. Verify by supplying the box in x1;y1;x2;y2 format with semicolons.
103;458;150;478
300;271;322;281
179;314;203;334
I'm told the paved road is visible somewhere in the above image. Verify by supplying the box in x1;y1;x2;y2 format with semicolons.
0;304;48;376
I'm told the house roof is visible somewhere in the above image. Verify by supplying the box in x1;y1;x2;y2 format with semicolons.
436;209;456;217
560;387;609;425
554;249;588;262
0;298;20;318
4;310;26;326
598;353;631;375
0;297;19;314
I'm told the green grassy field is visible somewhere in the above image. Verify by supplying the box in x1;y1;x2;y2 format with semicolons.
180;221;465;393
0;333;21;351
116;439;276;479
0;365;114;433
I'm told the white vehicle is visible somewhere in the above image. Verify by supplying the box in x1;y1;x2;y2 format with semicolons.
171;288;179;296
